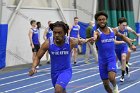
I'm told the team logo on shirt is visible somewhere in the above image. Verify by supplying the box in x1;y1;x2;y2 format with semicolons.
101;38;114;43
51;51;69;55
33;31;38;34
73;28;79;30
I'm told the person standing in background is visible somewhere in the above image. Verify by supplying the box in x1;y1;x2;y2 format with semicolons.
85;21;98;64
28;20;40;68
69;17;80;65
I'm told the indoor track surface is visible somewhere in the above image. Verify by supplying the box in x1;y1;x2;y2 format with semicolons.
0;46;140;93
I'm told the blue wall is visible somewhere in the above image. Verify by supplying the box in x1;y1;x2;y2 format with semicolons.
0;24;8;69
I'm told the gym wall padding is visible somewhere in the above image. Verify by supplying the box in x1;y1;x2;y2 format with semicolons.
0;24;8;69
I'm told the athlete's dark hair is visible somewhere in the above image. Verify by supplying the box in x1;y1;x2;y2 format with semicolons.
49;21;69;35
118;17;127;25
74;17;79;20
95;11;108;21
30;20;36;25
36;22;41;29
37;22;41;25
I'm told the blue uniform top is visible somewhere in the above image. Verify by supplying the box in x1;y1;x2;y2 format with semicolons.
46;28;53;39
70;25;80;38
31;28;39;44
48;36;72;73
96;27;116;59
115;27;128;48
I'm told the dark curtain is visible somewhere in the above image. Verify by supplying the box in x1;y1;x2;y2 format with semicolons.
98;0;137;44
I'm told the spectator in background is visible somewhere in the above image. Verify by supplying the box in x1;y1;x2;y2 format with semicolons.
69;17;80;65
85;21;98;64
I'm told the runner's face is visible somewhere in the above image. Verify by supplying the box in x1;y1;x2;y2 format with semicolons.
32;22;36;27
53;27;65;44
97;15;107;28
74;19;79;25
119;22;127;30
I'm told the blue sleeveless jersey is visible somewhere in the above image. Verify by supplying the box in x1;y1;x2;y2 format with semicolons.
31;28;39;44
70;25;79;38
115;28;128;48
46;28;53;39
48;36;72;73
96;27;116;59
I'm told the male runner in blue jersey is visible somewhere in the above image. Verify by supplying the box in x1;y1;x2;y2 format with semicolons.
114;17;137;82
28;20;40;68
69;17;80;65
93;11;136;93
29;21;88;93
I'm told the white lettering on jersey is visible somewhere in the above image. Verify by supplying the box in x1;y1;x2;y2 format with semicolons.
51;51;69;55
101;38;114;43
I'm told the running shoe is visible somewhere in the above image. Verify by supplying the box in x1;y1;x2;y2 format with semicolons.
120;76;124;82
113;85;119;93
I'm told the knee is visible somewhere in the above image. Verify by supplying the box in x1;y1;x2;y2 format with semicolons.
108;75;116;82
109;77;115;82
121;58;126;62
128;49;131;53
122;56;126;62
108;72;116;82
55;88;62;93
55;85;63;93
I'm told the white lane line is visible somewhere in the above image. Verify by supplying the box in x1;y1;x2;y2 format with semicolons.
0;68;49;81
2;66;98;93
70;73;99;83
3;79;51;93
36;56;139;93
1;50;140;92
0;50;139;80
73;67;99;71
131;51;140;54
119;80;140;92
130;55;140;59
0;73;48;87
1;55;140;91
129;67;140;69
0;72;28;80
35;72;100;93
0;65;97;87
0;58;96;87
0;57;95;80
74;68;140;93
